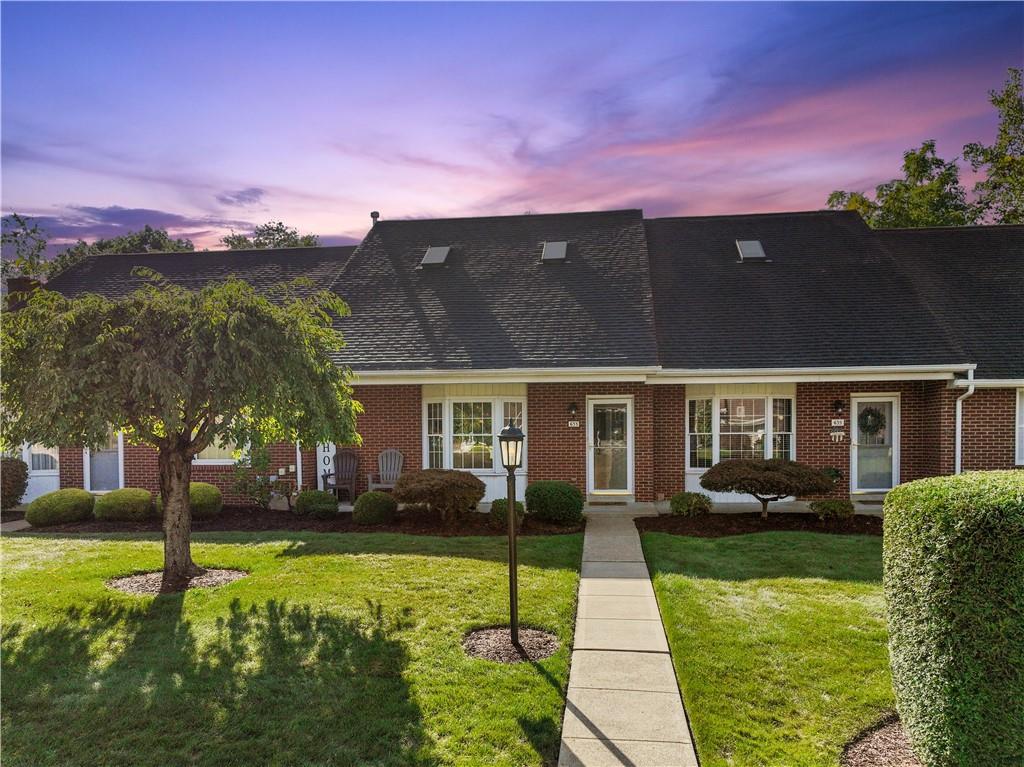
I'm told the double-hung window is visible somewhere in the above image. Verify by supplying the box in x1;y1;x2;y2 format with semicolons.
424;396;527;472
687;395;795;469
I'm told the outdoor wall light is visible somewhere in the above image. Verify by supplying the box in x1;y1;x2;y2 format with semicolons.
832;400;845;413
568;402;578;417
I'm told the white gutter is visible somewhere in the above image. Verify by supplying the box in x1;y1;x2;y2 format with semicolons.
952;378;1024;388
353;366;662;384
954;368;976;475
649;363;976;384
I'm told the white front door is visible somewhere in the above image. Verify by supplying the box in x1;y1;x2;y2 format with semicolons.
851;396;900;492
21;444;60;503
587;397;634;496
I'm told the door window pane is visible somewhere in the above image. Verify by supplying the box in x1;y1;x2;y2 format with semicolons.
592;403;628;490
719;398;765;460
452;401;493;470
856;401;893;489
89;431;120;491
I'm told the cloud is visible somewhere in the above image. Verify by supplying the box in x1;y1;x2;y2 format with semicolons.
215;187;267;206
18;205;253;245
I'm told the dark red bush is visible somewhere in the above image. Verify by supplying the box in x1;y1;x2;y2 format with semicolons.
393;469;486;525
700;458;834;519
1;457;29;511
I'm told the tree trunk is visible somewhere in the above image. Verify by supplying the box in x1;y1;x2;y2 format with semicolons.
759;497;770;520
159;446;202;589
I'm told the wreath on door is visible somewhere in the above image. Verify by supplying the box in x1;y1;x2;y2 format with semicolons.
858;406;886;436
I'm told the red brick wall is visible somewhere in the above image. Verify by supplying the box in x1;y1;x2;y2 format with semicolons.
58;446;83;489
962;388;1020;471
339;384;423;497
652;384;686;500
527;382;655;502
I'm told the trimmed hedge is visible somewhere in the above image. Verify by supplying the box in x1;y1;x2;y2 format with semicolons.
94;488;155;521
884;471;1024;765
488;498;525;529
670;491;712;517
1;457;29;510
295;489;338;519
26;489;95;527
700;458;833;518
155;482;223;519
393;469;486;524
353;491;397;525
525;481;584;526
809;498;854;521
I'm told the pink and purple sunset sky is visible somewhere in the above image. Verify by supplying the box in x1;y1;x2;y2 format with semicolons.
2;1;1021;251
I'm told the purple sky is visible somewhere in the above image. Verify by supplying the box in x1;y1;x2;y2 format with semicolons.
2;2;1021;251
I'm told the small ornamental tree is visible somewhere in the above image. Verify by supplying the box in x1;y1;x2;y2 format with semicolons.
1;271;360;587
699;458;834;519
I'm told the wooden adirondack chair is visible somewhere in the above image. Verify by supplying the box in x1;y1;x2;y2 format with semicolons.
323;449;359;501
368;449;404;492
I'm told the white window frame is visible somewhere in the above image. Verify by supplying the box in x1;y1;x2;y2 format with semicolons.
1016;388;1024;466
83;432;125;493
685;394;797;472
422;396;527;476
22;443;59;476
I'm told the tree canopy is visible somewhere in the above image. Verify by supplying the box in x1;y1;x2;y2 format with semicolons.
827;140;975;228
221;221;320;250
0;213;49;280
828;67;1022;228
1;273;360;585
964;67;1023;224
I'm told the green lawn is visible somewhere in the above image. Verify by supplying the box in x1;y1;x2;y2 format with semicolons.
642;532;892;767
2;531;582;767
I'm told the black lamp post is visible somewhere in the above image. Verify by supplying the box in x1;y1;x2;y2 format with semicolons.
498;419;525;646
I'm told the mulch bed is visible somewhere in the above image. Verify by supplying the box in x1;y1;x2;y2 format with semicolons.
842;714;923;767
635;512;882;538
462;627;560;663
36;505;583;537
107;568;248;596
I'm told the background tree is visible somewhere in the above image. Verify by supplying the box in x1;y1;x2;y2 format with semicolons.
221;221;320;250
963;68;1023;224
51;225;194;278
1;272;360;588
1;213;50;280
828;140;976;228
699;458;834;519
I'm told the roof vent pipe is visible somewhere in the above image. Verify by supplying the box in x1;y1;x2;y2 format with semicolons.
954;368;976;474
370;211;380;225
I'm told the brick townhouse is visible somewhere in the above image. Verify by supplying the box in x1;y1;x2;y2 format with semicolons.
20;208;1023;507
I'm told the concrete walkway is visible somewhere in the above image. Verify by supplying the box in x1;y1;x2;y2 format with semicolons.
0;518;31;533
558;512;698;767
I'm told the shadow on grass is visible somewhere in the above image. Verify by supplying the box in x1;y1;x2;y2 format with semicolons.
641;531;883;584
1;596;430;767
12;529;583;571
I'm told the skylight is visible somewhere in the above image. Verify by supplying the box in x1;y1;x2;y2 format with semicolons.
735;240;768;262
421;246;450;266
541;241;568;261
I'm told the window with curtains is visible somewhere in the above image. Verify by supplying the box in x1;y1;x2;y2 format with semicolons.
424;398;527;472
28;445;59;471
688;396;794;469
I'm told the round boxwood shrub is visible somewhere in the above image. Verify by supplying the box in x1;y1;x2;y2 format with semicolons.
295;489;338;519
524;481;584;526
883;471;1024;765
188;482;223;519
488;498;525;529
670;491;712;517
94;488;155;521
809;498;855;521
25;488;95;527
353;491;397;525
1;457;29;510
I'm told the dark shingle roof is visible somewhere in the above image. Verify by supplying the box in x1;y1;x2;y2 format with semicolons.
44;246;355;299
645;210;974;370
876;225;1024;379
327;209;659;369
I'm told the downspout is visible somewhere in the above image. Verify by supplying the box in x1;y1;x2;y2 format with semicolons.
295;442;304;489
954;368;976;474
